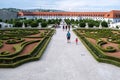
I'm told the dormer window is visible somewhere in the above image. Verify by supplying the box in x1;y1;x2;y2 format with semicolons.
107;14;110;17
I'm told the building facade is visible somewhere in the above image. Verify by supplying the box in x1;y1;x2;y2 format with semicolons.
18;10;120;23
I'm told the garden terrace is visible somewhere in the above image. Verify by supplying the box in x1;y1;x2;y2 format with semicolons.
0;28;55;68
74;28;120;67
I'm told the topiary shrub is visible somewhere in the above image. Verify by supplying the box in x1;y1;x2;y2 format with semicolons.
2;37;10;40
0;42;3;48
6;38;25;44
6;39;16;44
41;22;48;28
40;33;44;38
44;30;48;33
118;45;120;49
0;51;10;55
97;39;107;46
97;39;116;52
79;22;85;27
105;46;116;52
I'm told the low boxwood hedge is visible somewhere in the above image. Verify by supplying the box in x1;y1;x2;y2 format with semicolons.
73;29;120;67
0;29;55;68
0;51;10;55
97;39;116;52
0;40;40;58
6;38;25;44
0;43;3;48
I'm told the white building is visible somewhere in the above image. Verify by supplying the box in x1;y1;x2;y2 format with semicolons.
18;10;120;23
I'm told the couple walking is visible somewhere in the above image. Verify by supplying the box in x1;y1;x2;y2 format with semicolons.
66;31;78;44
63;25;70;31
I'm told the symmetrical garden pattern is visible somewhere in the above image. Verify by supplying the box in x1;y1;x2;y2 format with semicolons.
74;29;120;67
0;29;54;67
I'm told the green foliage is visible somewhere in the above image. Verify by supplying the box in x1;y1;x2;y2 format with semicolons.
65;19;108;28
6;39;16;44
1;37;10;40
6;38;24;44
79;22;85;27
30;21;38;27
101;21;108;27
40;33;44;38
0;40;3;48
0;24;1;28
0;29;54;68
73;29;120;67
14;21;22;27
41;22;48;27
88;22;94;28
6;18;61;28
81;29;113;39
0;19;2;22
97;39;116;52
0;51;10;55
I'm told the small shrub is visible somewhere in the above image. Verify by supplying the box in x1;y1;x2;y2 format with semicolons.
0;51;10;55
2;37;9;40
105;46;116;52
6;39;16;44
40;33;44;38
0;42;3;48
45;30;48;33
41;22;48;27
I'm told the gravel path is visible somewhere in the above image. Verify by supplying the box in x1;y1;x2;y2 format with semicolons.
0;27;120;80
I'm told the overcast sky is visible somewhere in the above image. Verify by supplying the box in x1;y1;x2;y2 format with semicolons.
0;0;120;11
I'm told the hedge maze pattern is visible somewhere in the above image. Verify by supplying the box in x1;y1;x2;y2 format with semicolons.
74;29;120;67
0;29;54;68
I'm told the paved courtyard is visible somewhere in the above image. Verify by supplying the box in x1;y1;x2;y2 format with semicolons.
0;27;120;80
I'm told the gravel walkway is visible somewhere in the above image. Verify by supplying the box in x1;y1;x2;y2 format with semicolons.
0;27;120;80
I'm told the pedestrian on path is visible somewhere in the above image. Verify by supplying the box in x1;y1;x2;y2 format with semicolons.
75;38;78;45
66;31;71;43
63;26;64;31
68;25;70;31
66;25;67;31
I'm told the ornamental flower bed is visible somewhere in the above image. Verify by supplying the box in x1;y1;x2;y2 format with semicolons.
0;28;54;68
74;29;120;67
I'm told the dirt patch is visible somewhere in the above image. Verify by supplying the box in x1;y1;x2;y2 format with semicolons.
0;42;16;53
112;31;120;34
19;42;39;55
24;38;41;42
87;38;96;45
87;38;120;58
0;29;50;56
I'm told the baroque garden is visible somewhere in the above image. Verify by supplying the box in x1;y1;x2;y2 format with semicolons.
0;18;120;68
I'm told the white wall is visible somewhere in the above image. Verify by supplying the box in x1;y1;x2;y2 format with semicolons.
18;15;120;23
0;22;13;28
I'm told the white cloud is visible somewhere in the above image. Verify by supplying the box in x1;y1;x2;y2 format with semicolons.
53;0;120;11
0;0;120;11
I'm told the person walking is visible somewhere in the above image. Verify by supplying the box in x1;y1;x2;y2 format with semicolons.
66;31;71;43
63;26;64;31
68;25;70;31
75;38;78;45
66;25;67;31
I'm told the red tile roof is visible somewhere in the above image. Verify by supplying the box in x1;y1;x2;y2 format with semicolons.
18;10;120;18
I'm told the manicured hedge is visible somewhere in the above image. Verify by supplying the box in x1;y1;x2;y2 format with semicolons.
0;51;10;55
97;39;116;52
0;43;3;48
0;40;40;58
0;29;55;68
6;39;25;44
73;29;120;67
